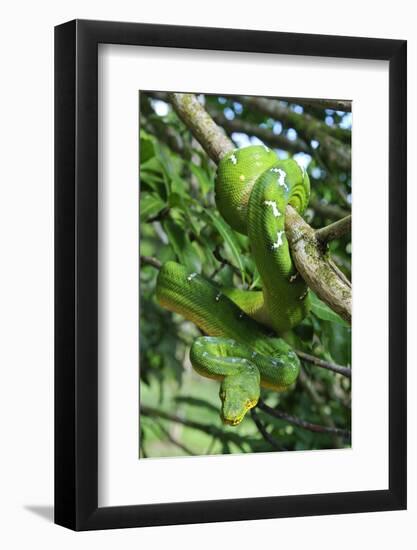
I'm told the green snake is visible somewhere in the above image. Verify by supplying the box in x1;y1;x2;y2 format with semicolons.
155;145;311;426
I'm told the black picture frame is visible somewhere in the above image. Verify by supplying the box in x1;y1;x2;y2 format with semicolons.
55;19;407;531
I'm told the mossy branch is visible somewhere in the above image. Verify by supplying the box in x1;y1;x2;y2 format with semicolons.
316;215;352;244
168;93;351;324
169;93;232;162
285;206;351;323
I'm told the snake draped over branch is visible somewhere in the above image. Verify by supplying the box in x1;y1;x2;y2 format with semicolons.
156;144;311;426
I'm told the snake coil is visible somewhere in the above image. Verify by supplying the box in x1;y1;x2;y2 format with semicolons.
156;145;311;425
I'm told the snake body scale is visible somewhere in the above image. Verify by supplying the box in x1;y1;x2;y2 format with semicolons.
156;145;311;426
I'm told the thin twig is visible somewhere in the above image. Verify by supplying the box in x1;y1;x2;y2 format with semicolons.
209;259;226;280
309;198;350;221
140;255;162;269
212;246;244;282
316;215;352;244
297;368;344;449
328;258;352;288
251;408;285;451
140;405;258;448
295;350;351;378
257;400;351;439
154;420;196;456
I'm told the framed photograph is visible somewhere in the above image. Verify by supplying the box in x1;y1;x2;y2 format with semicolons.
55;19;406;530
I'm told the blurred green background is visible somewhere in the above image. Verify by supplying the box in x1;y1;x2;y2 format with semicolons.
139;92;351;458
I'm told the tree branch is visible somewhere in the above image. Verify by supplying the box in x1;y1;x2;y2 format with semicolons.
210;110;310;155
309;198;350;221
168;93;351;323
280;96;352;114
295;350;351;378
257;400;350;439
236;95;351;169
316;215;351;244
285;206;351;323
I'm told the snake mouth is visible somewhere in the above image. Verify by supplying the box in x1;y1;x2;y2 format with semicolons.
221;398;258;426
221;415;243;427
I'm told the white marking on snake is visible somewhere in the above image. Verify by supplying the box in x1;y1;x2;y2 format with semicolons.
239;174;245;181
264;200;281;218
229;153;237;165
299;290;308;300
187;273;197;282
202;351;208;357
252;351;257;358
276;169;289;191
239;312;244;319
295;159;306;177
289;273;298;283
271;231;285;250
215;293;221;302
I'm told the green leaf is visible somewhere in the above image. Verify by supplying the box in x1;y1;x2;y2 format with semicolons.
140;130;155;163
140;194;165;221
204;210;246;283
140;173;166;199
321;321;351;366
310;292;349;327
188;162;214;195
170;174;190;198
162;219;201;272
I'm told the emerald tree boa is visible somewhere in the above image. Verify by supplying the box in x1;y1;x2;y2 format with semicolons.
156;145;311;425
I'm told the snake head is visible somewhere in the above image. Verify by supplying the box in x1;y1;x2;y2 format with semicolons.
219;369;260;426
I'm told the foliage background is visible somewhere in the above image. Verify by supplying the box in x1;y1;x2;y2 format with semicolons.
139;92;351;458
